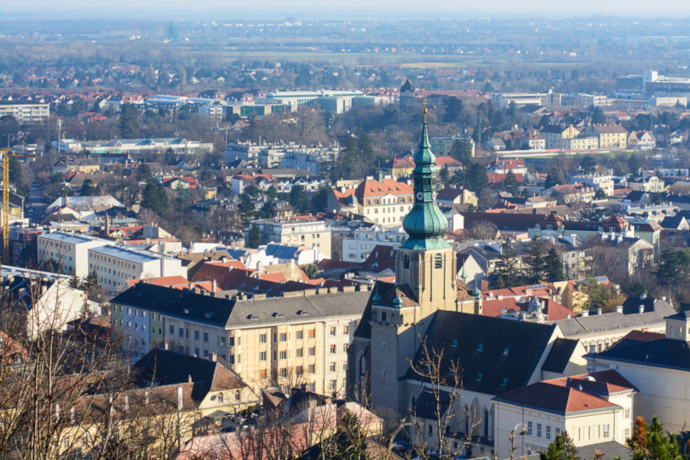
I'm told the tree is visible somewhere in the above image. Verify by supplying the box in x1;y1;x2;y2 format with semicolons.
138;163;152;180
238;193;255;227
495;239;521;288
80;179;96;196
311;186;331;214
545;248;566;282
540;431;578;460
501;170;520;196
538;114;551;127
450;138;473;164
304;264;318;279
439;166;450;185
246;224;263;248
592;108;607;125
141;178;168;215
289;185;310;214
580;155;597;175
266;185;278;200
627;416;683;460
595;188;607;199
118;102;139;139
525;237;546;284
465;163;489;194
443;97;463;124
656;248;690;289
164;148;178;166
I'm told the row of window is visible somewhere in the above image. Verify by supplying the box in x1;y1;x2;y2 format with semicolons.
401;253;444;269
366;196;411;205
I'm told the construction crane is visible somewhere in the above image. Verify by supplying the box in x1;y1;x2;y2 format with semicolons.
1;149;35;265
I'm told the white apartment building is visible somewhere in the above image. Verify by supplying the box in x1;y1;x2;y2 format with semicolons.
568;174;615;196
247;218;332;257
37;233;111;278
587;311;690;433
88;245;187;290
281;145;340;174
430;136;476;158
494;371;636;458
0;100;50;124
342;226;408;263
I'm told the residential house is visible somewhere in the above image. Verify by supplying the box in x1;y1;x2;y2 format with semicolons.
569;174;615;197
540;124;581;150
585;124;628;149
246;218;331;257
486;159;528;175
230;173;273;196
628;173;665;193
37;232;112;278
328;177;414;227
542;184;596;204
437;186;478;208
342;225;407;263
628;131;656;151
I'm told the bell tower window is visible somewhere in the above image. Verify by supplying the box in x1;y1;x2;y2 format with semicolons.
381;311;387;323
403;253;410;269
434;254;443;269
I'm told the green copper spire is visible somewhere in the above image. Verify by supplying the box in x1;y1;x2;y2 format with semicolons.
401;100;451;251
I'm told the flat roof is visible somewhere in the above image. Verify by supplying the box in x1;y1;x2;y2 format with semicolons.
39;232;105;246
90;245;170;264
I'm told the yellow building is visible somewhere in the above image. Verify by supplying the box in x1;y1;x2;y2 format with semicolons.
540;124;580;150
585;124;628;149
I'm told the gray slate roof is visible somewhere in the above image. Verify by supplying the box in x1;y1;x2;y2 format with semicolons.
111;283;369;329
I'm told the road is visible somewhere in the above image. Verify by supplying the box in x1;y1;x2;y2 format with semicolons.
28;182;47;224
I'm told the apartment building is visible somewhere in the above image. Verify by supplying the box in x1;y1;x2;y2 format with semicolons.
110;283;370;396
569;174;615;196
246;218;331;256
342;225;408;262
328;177;414;227
281;145;340;174
88;245;187;290
0;100;50;124
37;232;111;278
585;124;628;149
540;125;581;150
429;135;475;158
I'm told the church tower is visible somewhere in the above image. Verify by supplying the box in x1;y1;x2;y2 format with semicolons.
369;101;457;414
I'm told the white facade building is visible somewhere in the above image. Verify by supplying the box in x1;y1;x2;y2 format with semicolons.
88;245;187;290
342;226;408;262
37;233;111;278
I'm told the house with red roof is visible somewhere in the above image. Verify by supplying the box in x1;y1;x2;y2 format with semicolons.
230;173;273;195
327;177;413;227
494;370;636;458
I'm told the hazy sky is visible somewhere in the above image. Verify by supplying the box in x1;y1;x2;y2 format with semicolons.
4;0;690;19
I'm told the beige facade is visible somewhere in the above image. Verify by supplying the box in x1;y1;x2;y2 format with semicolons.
585;124;628;149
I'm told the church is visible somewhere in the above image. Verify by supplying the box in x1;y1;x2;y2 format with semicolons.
346;105;586;456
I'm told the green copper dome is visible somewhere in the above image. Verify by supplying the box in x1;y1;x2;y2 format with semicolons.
401;117;451;251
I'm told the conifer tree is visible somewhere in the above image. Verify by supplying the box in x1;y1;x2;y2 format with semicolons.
526;236;546;284
495;240;520;288
545;248;566;282
246;224;263;249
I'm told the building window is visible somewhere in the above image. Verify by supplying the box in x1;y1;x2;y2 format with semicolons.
309;347;316;356
625;428;630;438
330;362;336;372
381;311;387;322
259;369;267;379
329;380;337;391
297;330;303;340
528;422;533;436
330;327;336;336
260;352;267;361
343;325;349;334
382;342;386;352
624;408;630;418
309;364;316;374
280;351;287;360
221;337;226;347
546;426;551;440
260;334;267;343
170;325;174;335
194;348;200;357
342;362;348;371
204;332;209;342
229;337;235;346
280;368;287;378
434;254;443;269
296;365;303;375
297;348;303;357
603;424;610;438
382;370;386;380
194;331;199;341
308;329;316;339
403;253;410;269
343;344;348;352
330;345;336;354
280;333;287;342
228;355;235;364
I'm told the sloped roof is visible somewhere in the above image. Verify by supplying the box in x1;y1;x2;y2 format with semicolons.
541;338;580;374
355;178;413;200
360;245;397;274
493;381;618;415
406;312;557;395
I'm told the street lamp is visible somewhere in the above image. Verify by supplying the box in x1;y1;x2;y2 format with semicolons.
509;423;527;460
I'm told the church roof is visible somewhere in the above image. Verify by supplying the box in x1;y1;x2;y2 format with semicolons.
405;312;557;395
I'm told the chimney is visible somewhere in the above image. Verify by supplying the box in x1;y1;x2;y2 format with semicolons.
566;313;571;319
209;353;217;362
177;387;184;410
639;305;645;314
188;374;192;383
616;306;623;314
105;215;111;236
164;342;169;350
597;308;602;315
212;279;217;292
582;310;589;317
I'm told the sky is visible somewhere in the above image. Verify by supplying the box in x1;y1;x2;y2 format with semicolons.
3;0;690;19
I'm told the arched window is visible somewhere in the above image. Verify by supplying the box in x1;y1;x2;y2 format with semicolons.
434;254;443;269
381;311;387;323
235;390;240;400
403;253;410;269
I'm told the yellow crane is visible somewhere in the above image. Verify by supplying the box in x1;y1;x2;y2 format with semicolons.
1;149;35;265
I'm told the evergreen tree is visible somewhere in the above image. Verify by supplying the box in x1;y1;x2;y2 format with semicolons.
580;155;597;175
289;185;310;213
165;148;178;166
439;166;450;185
266;185;278;200
592;107;607;125
526;237;546;284
68;273;81;289
80;179;96;196
465;163;489;194
656;248;690;287
545;248;566;282
358;134;375;168
118;102;139;139
138;163;152;179
443;97;463;123
450;138;473;164
627;416;683;460
501;170;520;196
141;178;168;215
238;193;255;227
246;224;263;249
540;433;575;460
311;186;331;214
495;240;520;288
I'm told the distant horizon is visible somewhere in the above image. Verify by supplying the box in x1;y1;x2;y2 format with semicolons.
2;2;690;21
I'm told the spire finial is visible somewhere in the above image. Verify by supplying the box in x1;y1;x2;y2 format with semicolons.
422;98;428;123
